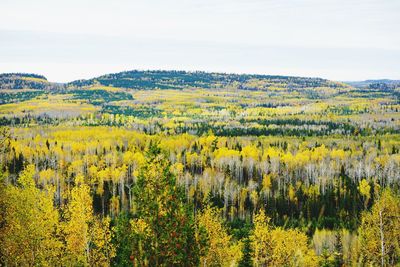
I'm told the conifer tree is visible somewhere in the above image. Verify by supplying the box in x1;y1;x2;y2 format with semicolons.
131;143;200;266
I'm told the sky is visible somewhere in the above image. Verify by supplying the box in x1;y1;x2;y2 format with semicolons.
0;0;399;82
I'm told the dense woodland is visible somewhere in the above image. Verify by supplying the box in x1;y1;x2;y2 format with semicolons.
0;71;399;266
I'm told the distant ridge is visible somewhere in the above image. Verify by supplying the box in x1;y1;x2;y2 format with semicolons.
345;79;400;89
345;79;400;84
6;69;397;92
66;69;348;92
0;73;47;80
0;73;49;90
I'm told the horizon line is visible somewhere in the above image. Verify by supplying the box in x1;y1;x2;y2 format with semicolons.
1;68;399;84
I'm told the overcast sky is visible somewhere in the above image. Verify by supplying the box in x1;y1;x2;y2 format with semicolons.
0;0;399;82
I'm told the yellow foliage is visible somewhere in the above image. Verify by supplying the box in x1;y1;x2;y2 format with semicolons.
241;145;259;160
62;179;93;265
197;206;243;266
214;147;240;160
251;210;318;266
0;165;63;266
288;184;296;202
262;174;272;190
359;189;400;266
358;179;371;200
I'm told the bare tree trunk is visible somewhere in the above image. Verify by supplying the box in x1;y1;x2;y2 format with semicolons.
379;209;385;267
102;194;105;217
126;185;132;211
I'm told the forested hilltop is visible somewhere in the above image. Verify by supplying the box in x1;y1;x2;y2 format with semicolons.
68;70;348;90
0;70;399;266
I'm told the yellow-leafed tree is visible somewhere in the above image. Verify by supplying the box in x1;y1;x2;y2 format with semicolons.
62;174;115;266
0;165;62;266
197;206;243;266
359;189;400;266
250;210;319;267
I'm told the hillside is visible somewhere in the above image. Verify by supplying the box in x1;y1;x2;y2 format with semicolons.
0;70;353;93
0;70;356;115
0;73;50;90
68;70;349;91
1;70;400;266
346;79;400;90
0;70;399;135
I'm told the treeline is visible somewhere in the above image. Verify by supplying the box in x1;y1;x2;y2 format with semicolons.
0;88;134;107
3;113;398;137
68;70;348;91
69;90;134;105
0;90;46;104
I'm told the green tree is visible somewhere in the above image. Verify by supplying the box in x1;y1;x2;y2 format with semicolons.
239;238;254;267
131;143;200;266
112;212;134;267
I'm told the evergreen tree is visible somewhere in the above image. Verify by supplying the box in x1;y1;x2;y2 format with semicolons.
112;212;134;267
131;143;200;266
333;231;344;267
239;238;254;267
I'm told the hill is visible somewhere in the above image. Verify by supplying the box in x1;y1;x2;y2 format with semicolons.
67;70;350;93
346;79;400;90
1;69;400;266
1;70;353;96
0;73;50;90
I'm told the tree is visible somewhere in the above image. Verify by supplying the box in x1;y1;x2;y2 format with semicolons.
62;174;94;265
112;212;134;267
239;238;254;267
250;210;272;266
197;206;243;266
0;165;62;266
359;189;400;266
0;127;10;156
62;174;115;266
250;210;318;266
131;143;200;266
358;178;371;208
88;216;115;266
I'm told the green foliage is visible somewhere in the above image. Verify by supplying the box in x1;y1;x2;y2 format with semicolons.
238;238;254;267
0;73;48;90
69;89;133;105
102;105;160;118
131;143;200;266
112;213;133;267
68;70;345;91
0;90;46;104
1;70;400;266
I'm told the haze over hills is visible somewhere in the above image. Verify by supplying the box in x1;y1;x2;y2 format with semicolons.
345;79;400;89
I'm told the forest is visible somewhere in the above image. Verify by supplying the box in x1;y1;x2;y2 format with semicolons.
0;71;399;266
